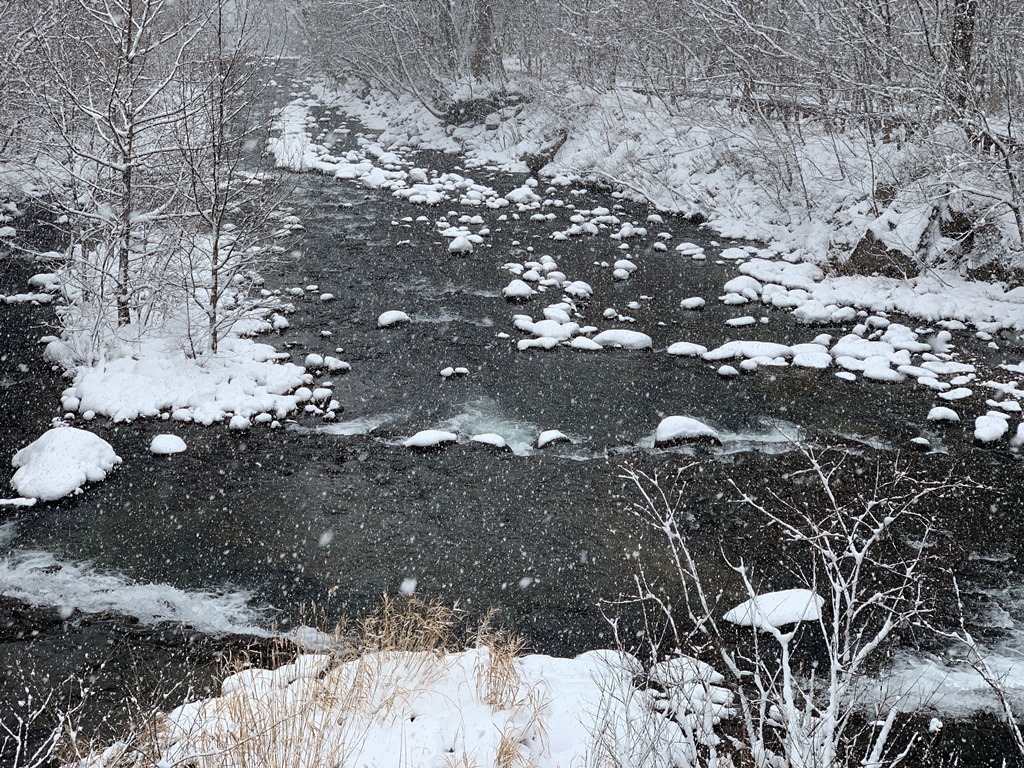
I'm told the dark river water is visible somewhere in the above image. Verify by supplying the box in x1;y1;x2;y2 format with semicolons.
2;92;1024;765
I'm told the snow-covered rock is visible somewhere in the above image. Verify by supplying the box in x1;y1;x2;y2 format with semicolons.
404;430;458;449
11;427;122;501
378;310;411;328
654;416;721;446
975;413;1009;443
667;342;708;357
536;430;571;448
502;279;535;300
591;330;653;350
470;433;509;451
150;435;187;455
724;589;823;630
927;407;960;422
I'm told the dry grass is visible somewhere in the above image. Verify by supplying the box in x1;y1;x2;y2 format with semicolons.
76;597;544;768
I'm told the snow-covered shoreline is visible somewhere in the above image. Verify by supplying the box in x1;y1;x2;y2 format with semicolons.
307;78;1024;335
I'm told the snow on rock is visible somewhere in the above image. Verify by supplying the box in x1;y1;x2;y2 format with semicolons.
722;275;763;300
724;589;824;630
502;279;535;300
703;341;793;362
11;427;121;501
448;235;474;253
470;433;509;450
404;430;458;449
927;407;960;422
680;297;706;310
790;343;832;369
569;336;604;351
667;342;708;357
654;416;721;446
591;330;653;350
974;412;1010;443
536;429;571;448
726;316;756;327
377;310;411;328
530;319;575;341
939;387;973;401
229;414;251;431
717;365;740;377
150;435;187;455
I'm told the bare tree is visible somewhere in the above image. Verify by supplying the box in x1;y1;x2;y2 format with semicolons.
37;0;209;334
618;453;969;768
174;0;285;355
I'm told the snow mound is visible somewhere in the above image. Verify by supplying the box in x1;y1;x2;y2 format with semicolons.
536;429;571;448
112;646;716;768
502;279;535;300
927;407;960;422
11;427;122;501
667;342;708;357
150;435;187;455
68;338;310;424
703;341;793;361
592;330;653;350
404;430;458;449
655;416;721;446
378;310;411;328
975;412;1009;443
470;433;509;450
724;589;823;630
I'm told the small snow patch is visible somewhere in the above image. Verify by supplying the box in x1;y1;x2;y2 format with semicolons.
150;435;187;455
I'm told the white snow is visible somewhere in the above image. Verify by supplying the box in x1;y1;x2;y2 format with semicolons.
377;310;411;328
90;646;723;768
723;589;824;630
703;341;793;362
404;430;458;449
654;416;721;445
975;413;1010;443
536;429;570;448
667;342;708;357
150;434;187;455
591;329;653;350
927;407;960;422
470;433;508;449
11;427;121;501
502;279;535;300
679;297;706;310
66;338;310;425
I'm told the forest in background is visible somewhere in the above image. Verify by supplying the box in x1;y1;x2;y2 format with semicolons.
300;0;1024;278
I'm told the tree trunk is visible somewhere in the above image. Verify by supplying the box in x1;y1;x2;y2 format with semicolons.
947;0;977;114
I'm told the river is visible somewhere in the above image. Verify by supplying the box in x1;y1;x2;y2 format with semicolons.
2;83;1024;765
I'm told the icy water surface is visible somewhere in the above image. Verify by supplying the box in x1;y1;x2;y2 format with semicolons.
3;102;1024;762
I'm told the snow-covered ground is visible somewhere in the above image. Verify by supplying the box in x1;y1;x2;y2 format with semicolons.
72;637;734;768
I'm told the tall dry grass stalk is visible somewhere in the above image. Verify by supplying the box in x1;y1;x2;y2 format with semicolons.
75;597;543;768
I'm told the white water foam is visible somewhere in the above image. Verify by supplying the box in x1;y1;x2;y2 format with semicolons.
317;413;402;436
0;549;271;636
440;397;540;456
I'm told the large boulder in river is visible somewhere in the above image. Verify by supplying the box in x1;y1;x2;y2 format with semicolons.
654;416;721;447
